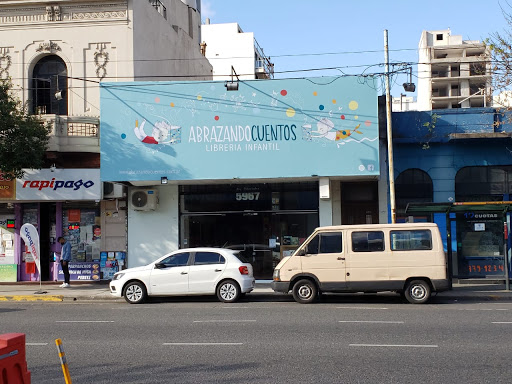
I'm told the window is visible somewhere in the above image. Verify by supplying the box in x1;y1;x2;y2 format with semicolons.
306;232;342;254
352;231;384;252
149;0;166;19
390;230;432;251
436;34;444;41
160;252;190;267
194;252;225;265
31;55;68;115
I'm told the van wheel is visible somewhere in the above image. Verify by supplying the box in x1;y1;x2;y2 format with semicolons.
404;280;431;304
292;279;318;304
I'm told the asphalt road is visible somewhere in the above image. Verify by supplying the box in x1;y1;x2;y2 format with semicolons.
1;294;512;384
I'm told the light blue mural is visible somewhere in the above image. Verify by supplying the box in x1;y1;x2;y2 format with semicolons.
100;76;379;181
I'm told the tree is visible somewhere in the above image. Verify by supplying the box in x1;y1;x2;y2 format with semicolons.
487;2;512;102
0;79;51;179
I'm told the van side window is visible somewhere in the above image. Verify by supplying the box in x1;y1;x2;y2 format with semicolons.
390;230;432;251
352;231;384;252
305;232;343;254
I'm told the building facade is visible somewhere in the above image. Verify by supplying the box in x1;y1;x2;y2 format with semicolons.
200;21;274;80
100;76;381;279
0;0;212;282
393;107;512;280
417;29;492;111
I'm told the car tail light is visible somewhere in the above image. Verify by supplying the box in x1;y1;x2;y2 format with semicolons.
239;266;249;275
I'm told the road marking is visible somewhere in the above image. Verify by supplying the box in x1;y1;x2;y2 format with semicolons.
492;321;512;324
163;343;243;346
350;344;438;348
193;320;256;323
26;343;48;346
337;307;389;310
56;320;115;323
339;320;403;324
457;308;509;311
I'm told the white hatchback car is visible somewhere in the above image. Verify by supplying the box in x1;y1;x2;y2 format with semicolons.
109;248;255;304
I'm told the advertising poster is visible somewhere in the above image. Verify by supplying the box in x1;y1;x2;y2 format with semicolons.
57;262;101;281
0;264;17;282
0;173;15;200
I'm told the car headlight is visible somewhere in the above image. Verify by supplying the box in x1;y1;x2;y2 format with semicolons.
273;269;280;281
112;272;125;281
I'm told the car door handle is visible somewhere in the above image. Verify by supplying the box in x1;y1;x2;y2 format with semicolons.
181;271;188;275
215;269;223;272
337;257;345;260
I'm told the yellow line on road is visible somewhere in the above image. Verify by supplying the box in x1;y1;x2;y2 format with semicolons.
0;295;63;302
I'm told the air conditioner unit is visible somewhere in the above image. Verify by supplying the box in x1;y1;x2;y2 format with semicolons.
129;189;159;211
103;182;126;199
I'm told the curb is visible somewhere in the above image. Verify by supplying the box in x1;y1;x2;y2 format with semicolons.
0;295;63;302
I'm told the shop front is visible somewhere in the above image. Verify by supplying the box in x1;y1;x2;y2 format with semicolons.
180;182;319;279
0;169;103;282
100;76;380;269
406;202;512;286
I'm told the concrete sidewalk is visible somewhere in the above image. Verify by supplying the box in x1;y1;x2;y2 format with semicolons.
1;281;512;303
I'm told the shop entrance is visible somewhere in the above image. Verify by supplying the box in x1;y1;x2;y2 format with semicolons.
180;182;319;279
406;202;512;289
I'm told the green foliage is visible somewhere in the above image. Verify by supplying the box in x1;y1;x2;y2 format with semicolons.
421;113;439;150
0;79;51;179
487;3;512;100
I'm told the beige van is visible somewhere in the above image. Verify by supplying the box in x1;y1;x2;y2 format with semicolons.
271;223;450;304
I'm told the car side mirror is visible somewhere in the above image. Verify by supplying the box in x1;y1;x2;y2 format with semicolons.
154;263;166;269
297;249;306;256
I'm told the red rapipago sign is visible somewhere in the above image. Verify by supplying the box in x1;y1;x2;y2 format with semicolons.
15;169;101;201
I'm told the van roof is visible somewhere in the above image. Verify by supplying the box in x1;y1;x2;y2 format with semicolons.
315;223;439;231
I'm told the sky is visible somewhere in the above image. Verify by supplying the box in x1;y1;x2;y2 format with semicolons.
200;0;510;96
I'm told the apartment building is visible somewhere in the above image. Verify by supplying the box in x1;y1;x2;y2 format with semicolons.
417;29;492;111
201;21;274;80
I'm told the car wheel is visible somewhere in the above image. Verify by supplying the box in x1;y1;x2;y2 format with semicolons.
404;279;431;304
292;279;318;304
217;280;241;303
123;281;147;304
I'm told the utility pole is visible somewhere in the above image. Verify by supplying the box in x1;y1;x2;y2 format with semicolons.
384;30;396;224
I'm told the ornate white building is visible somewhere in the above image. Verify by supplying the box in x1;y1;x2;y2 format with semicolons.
0;0;212;282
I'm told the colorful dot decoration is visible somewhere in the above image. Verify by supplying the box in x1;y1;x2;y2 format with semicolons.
155;97;160;103
313;91;318;96
349;100;358;110
332;99;337;104
319;105;325;111
280;90;287;96
341;115;345;120
214;116;220;121
170;102;175;107
365;120;371;127
286;108;296;117
121;133;126;139
197;95;203;101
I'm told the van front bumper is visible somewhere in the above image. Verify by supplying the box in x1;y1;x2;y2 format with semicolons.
271;281;290;293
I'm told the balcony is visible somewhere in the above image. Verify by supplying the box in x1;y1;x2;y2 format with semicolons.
254;38;274;79
44;115;100;153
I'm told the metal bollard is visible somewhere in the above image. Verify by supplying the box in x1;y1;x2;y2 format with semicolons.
55;339;72;384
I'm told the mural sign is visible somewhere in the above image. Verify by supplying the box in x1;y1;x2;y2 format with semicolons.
100;76;379;181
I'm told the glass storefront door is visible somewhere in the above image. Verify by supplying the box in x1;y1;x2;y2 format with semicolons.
180;183;319;279
455;214;506;278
